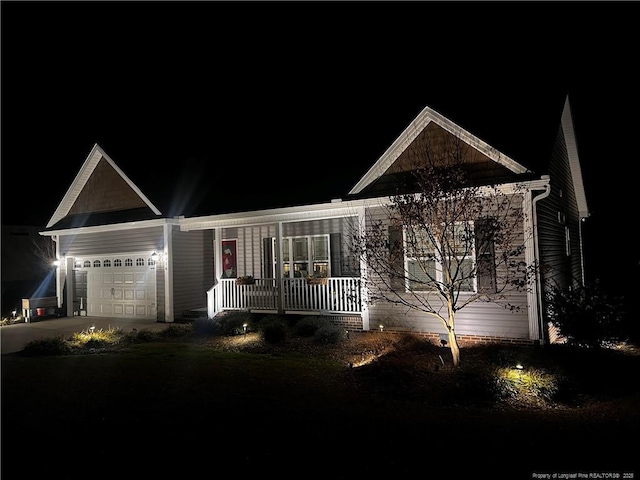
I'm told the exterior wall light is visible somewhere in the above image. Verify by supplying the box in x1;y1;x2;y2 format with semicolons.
151;251;159;262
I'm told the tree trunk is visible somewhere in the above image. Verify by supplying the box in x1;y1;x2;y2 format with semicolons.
448;328;460;367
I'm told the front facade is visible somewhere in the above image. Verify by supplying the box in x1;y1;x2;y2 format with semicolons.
40;97;588;345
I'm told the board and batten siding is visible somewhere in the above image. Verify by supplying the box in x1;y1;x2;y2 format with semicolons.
363;201;531;340
171;227;213;317
283;217;360;276
219;217;359;279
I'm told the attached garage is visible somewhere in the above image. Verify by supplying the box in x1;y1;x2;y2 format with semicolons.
75;254;157;319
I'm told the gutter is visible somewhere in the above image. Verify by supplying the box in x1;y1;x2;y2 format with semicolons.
531;177;552;345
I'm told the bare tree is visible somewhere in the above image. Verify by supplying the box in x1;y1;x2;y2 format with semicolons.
31;234;57;274
351;132;534;367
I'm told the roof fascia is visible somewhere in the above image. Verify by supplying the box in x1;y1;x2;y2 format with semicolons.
45;143;162;228
40;217;174;237
561;96;589;218
179;178;549;232
349;105;530;195
179;200;369;231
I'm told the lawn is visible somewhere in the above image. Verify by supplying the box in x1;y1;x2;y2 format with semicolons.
2;314;639;480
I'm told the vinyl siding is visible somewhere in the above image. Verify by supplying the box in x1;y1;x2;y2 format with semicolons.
219;217;359;279
171;227;213;317
363;201;531;340
58;226;163;257
57;226;164;319
537;123;586;320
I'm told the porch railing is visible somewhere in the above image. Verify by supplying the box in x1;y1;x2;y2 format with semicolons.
211;277;362;315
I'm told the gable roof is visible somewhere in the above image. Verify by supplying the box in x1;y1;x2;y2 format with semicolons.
348;104;532;196
45;143;162;229
561;96;589;218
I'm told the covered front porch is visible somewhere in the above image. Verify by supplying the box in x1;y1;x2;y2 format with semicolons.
179;198;372;328
207;276;363;316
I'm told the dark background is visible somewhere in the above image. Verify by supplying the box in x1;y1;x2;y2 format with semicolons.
2;1;639;304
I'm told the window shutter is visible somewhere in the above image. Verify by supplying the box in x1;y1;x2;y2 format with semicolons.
263;237;274;278
389;225;405;291
475;219;496;293
330;233;342;277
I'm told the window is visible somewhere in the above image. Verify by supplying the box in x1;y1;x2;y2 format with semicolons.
125;258;133;267
279;235;330;278
475;218;497;294
136;257;145;266
103;259;111;267
83;260;91;268
114;259;122;267
405;222;476;292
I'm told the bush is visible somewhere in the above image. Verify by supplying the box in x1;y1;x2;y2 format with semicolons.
546;281;625;348
313;323;347;345
191;316;219;335
260;316;288;344
22;336;70;356
294;316;328;337
157;323;192;338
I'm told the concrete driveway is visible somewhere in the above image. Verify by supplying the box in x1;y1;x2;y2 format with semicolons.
1;316;173;355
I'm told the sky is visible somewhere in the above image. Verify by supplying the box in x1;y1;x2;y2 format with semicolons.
2;1;639;292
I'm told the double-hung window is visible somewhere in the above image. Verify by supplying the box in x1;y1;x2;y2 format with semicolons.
279;235;330;278
405;222;476;292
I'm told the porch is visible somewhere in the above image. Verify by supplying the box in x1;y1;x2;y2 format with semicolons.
207;277;362;317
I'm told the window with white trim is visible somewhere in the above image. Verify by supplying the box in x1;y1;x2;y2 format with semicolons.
405;222;476;292
278;235;330;278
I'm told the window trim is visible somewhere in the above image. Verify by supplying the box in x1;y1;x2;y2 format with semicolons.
403;221;477;293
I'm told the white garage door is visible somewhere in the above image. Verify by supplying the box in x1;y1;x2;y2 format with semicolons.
79;254;157;319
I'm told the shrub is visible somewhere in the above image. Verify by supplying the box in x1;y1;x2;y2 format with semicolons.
546;281;625;348
22;336;70;356
493;365;559;406
260;316;288;345
294;316;328;337
313;323;347;345
157;323;192;338
127;328;157;343
191;316;219;335
217;311;254;335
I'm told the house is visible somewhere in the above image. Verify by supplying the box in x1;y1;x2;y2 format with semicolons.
39;96;588;345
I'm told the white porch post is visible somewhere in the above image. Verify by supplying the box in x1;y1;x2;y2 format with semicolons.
276;221;284;314
65;256;75;317
358;206;370;330
163;223;174;322
212;227;223;317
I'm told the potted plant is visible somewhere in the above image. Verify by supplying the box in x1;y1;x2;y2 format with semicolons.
306;273;327;285
236;275;255;285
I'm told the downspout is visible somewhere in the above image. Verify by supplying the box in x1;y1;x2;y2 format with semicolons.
531;178;551;345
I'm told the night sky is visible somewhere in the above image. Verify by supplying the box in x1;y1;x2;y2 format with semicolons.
2;1;639;294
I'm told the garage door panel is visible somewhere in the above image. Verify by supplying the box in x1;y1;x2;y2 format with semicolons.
82;254;157;319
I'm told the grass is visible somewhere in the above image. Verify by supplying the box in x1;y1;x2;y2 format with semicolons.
2;312;639;480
